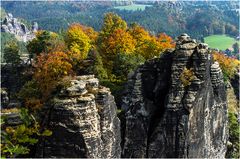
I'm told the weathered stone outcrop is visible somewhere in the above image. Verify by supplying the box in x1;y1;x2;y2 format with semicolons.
1;13;38;42
122;34;228;158
35;75;121;158
1;88;9;108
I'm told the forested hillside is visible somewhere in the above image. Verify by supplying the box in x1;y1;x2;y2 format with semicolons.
1;1;239;39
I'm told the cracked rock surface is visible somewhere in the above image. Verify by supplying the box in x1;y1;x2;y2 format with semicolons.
35;75;121;158
122;34;228;158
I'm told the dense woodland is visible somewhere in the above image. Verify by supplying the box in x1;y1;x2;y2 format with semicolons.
1;1;240;158
1;1;239;40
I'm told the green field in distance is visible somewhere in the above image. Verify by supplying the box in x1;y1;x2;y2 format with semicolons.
204;34;239;51
114;4;152;11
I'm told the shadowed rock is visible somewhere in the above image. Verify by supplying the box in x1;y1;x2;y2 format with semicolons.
122;34;228;158
35;75;121;158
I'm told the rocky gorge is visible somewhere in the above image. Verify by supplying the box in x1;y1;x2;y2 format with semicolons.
1;34;231;158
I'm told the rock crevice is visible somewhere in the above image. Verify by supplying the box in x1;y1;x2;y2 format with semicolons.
122;34;228;158
36;75;121;158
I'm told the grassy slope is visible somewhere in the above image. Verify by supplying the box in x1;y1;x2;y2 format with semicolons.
204;35;239;50
114;4;152;11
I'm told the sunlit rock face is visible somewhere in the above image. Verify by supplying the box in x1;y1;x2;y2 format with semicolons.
122;34;228;158
1;13;38;42
35;75;121;158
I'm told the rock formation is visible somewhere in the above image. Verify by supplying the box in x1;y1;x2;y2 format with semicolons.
230;73;239;100
1;88;9;108
35;75;121;158
122;34;228;158
1;13;38;42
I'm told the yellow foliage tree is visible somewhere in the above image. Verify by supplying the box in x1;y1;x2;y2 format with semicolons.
107;29;136;55
100;12;127;37
129;24;175;59
213;52;240;79
70;23;98;44
97;13;134;75
101;28;136;75
129;24;152;48
65;24;91;61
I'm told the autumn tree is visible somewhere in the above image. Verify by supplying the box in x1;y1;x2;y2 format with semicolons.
97;12;128;56
128;24;152;58
72;23;98;43
97;13;175;78
129;24;175;59
97;13;136;75
18;51;72;110
100;12;127;37
213;52;240;80
33;51;73;101
157;33;175;50
64;24;91;61
129;23;152;47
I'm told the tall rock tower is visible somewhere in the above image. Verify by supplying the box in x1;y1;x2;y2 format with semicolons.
122;34;228;158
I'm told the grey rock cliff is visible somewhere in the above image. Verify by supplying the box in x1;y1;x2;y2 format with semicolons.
1;13;38;42
122;34;228;158
35;75;121;158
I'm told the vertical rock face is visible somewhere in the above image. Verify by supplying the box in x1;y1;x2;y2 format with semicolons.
230;73;239;100
122;34;228;158
1;13;37;42
36;75;121;158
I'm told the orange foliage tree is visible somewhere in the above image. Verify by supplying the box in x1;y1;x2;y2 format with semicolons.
157;33;175;50
102;28;136;75
128;24;152;47
107;29;136;55
97;12;128;53
97;13;132;74
18;51;72;110
138;33;175;59
213;52;240;79
97;13;176;78
34;52;73;101
129;24;175;59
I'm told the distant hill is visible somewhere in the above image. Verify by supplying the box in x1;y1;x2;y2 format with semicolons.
1;1;239;40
